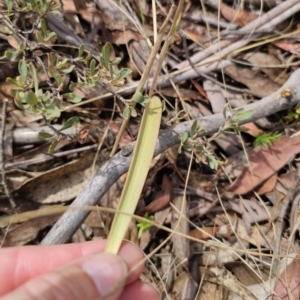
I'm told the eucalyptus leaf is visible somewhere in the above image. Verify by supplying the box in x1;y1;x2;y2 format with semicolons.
49;67;62;85
40;19;47;35
4;26;12;34
16;91;25;102
132;92;144;104
99;56;108;69
5;50;19;59
7;0;13;14
48;140;58;154
238;109;254;121
109;63;114;79
60;58;68;65
6;77;17;85
142;96;151;105
38;131;55;139
208;157;217;170
90;59;96;75
35;31;44;43
60;116;80;131
180;132;188;143
130;107;137;117
111;57;121;65
191;120;197;137
223;103;229;120
24;91;38;105
69;82;77;91
14;98;24;109
102;42;111;62
18;59;27;82
44;104;61;120
63;93;82;103
46;31;56;41
78;44;85;57
49;52;57;65
123;107;131;119
23;105;40;114
19;43;25;52
184;145;193;152
59;65;75;74
118;68;132;80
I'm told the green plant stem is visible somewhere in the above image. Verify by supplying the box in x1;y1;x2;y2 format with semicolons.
105;96;162;254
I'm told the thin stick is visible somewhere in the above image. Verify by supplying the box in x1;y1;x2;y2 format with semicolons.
148;0;185;97
110;5;176;157
0;99;17;211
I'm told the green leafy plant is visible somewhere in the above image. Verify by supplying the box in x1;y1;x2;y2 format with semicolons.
179;107;254;170
71;43;132;91
36;19;57;43
122;91;151;119
178;120;222;170
222;106;254;133
254;132;281;148
137;213;154;239
3;0;133;153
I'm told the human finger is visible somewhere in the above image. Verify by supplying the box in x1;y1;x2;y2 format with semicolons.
0;240;144;295
2;252;128;300
120;281;159;300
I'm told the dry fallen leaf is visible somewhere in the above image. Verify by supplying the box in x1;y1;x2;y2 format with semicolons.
220;2;258;27
225;65;281;97
273;41;300;53
241;123;263;137
137;174;172;216
191;79;208;101
255;173;278;195
17;152;103;203
0;214;61;246
228;135;300;195
243;52;289;85
189;224;232;240
273;252;300;300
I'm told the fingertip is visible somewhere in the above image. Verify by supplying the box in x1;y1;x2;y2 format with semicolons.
120;281;160;300
118;241;145;283
81;253;128;298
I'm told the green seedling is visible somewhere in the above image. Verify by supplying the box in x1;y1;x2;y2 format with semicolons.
254;132;281;148
137;213;154;239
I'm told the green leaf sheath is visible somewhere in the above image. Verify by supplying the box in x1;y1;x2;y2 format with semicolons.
105;96;162;254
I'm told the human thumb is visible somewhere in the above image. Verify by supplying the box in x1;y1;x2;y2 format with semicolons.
2;252;128;300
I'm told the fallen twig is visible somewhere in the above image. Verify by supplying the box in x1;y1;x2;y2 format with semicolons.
177;0;300;70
